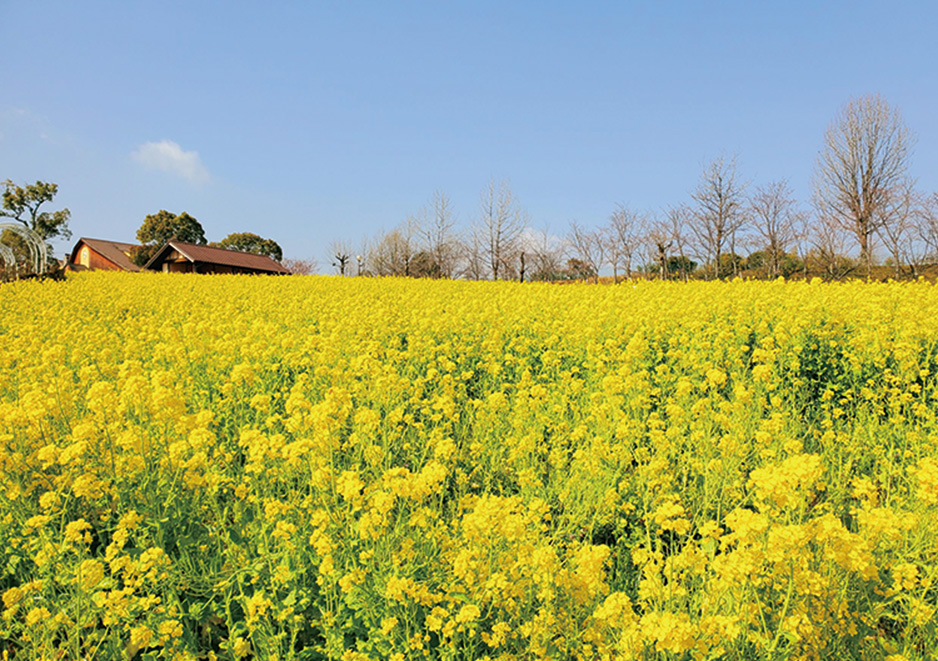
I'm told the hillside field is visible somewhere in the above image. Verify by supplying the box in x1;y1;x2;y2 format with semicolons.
2;273;938;660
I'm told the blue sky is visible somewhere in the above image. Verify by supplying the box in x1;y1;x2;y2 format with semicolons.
2;1;937;264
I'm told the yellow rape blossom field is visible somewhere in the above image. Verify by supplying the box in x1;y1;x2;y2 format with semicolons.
2;272;938;661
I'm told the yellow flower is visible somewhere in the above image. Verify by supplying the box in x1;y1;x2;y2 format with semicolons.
651;499;691;535
571;544;610;602
245;591;272;621
698;520;723;538
158;619;183;643
911;457;938;505
64;519;92;544
385;575;409;602
749;453;823;509
38;491;58;510
892;562;918;591
25;607;52;627
455;603;481;624
426;607;448;632
127;625;154;653
380;616;398;635
230;636;251;658
2;586;24;610
77;559;106;591
705;368;727;388
481;621;512;649
640;611;695;654
336;471;364;502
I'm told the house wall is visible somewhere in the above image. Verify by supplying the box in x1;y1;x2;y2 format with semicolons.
190;262;270;275
162;261;193;273
76;245;123;271
153;257;282;275
199;264;241;274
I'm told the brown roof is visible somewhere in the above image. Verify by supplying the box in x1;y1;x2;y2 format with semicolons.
69;238;141;271
145;240;290;274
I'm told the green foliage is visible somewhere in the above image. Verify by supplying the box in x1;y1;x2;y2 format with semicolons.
646;255;696;279
778;254;803;278
717;252;744;277
133;210;206;266
747;250;767;269
667;255;696;275
128;244;159;268
408;250;443;278
746;250;805;278
136;210;205;246
0;179;71;242
213;232;283;262
552;258;595;281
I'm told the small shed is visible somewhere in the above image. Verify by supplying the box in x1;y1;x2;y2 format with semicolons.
143;240;290;275
67;238;141;272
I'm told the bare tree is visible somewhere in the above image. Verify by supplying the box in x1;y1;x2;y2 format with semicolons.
644;216;674;280
876;181;921;277
418;191;460;278
690;155;748;279
605;204;644;282
368;219;418;277
813;94;915;278
749;180;806;278
282;257;319;275
566;221;605;283
478;179;527;280
666;206;695;281
916;193;938;263
330;239;353;276
810;214;853;280
790;212;813;279
354;237;370;276
457;225;488;281
603;228;622;284
516;226;560;282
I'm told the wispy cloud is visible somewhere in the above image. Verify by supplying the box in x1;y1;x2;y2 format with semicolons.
132;140;210;185
0;107;56;143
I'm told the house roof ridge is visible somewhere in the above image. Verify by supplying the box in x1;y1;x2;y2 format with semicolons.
144;239;290;274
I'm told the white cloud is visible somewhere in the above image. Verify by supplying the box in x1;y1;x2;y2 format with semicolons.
132;140;210;185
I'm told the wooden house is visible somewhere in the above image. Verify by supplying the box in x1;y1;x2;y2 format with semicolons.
143;240;290;275
67;238;141;272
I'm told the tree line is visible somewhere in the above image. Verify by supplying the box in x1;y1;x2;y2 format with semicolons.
330;94;938;282
128;210;284;267
0;185;289;277
5;94;935;281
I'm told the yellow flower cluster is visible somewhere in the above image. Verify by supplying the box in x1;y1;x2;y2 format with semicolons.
1;272;938;659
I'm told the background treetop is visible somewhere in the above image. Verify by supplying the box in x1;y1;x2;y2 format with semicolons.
0;179;72;241
131;210;206;266
212;232;283;262
136;210;206;247
813;94;915;277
